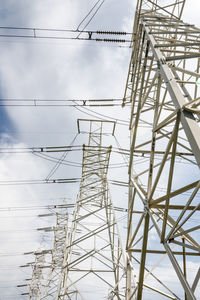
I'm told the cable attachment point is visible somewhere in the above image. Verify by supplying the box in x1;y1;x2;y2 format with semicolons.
88;31;92;39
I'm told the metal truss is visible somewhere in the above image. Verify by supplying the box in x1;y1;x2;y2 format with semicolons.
28;252;46;299
55;120;127;299
42;211;69;299
19;208;68;299
124;1;200;299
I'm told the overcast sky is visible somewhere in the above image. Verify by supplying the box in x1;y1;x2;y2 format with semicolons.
0;1;200;299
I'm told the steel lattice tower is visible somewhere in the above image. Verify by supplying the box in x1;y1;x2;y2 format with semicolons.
28;251;46;299
26;120;128;299
43;211;69;298
123;1;200;299
54;120;127;299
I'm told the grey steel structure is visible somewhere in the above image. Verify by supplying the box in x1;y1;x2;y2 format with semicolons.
43;211;69;299
26;120;127;299
123;0;200;299
28;252;46;299
54;120;126;299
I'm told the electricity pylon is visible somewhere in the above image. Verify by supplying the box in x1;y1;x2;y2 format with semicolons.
123;1;200;299
28;251;46;299
52;119;127;299
26;120;128;299
54;119;127;299
23;208;69;299
43;210;69;298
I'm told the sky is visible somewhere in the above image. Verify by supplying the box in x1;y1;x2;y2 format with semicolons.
0;0;199;299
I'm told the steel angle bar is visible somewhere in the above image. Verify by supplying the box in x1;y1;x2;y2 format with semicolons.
135;158;171;178
92;271;114;288
169;240;200;253
140;0;184;20
64;250;95;269
76;190;108;205
170;202;200;241
150;214;197;300
128;27;147;128
170;65;200;78
132;256;181;299
73;243;115;270
150;30;200;35
151;180;199;205
142;283;177;299
130;249;200;256
130;175;147;204
144;24;200;167
148;123;178;201
192;268;200;292
166;53;200;61
145;23;193;27
154;205;200;211
154;109;179;132
160;114;180;242
150;207;199;249
66;222;116;248
172;225;200;239
65;272;90;290
74;204;112;222
136;212;150;300
155;41;200;48
165;181;200;240
127;213;145;249
129;39;151;173
134;128;184;152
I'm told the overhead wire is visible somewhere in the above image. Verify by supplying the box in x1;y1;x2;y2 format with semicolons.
0;97;123;107
74;105;129;126
0;203;74;212
0;26;131;43
73;103;129;124
0;143;193;165
113;135;129;167
0;147;129;168
0;178;129;186
76;0;106;38
0;178;80;186
33;152;128;168
45;133;79;180
0;144;130;154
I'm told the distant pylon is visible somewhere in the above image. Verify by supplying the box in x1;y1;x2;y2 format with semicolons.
55;119;128;299
28;251;45;299
43;210;68;298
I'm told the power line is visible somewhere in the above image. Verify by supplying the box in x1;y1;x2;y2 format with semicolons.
0;178;80;186
0;144;130;154
0;178;128;186
0;26;131;43
33;152;128;169
45;133;79;180
0;97;124;107
74;105;129;126
0;203;74;212
76;0;106;38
